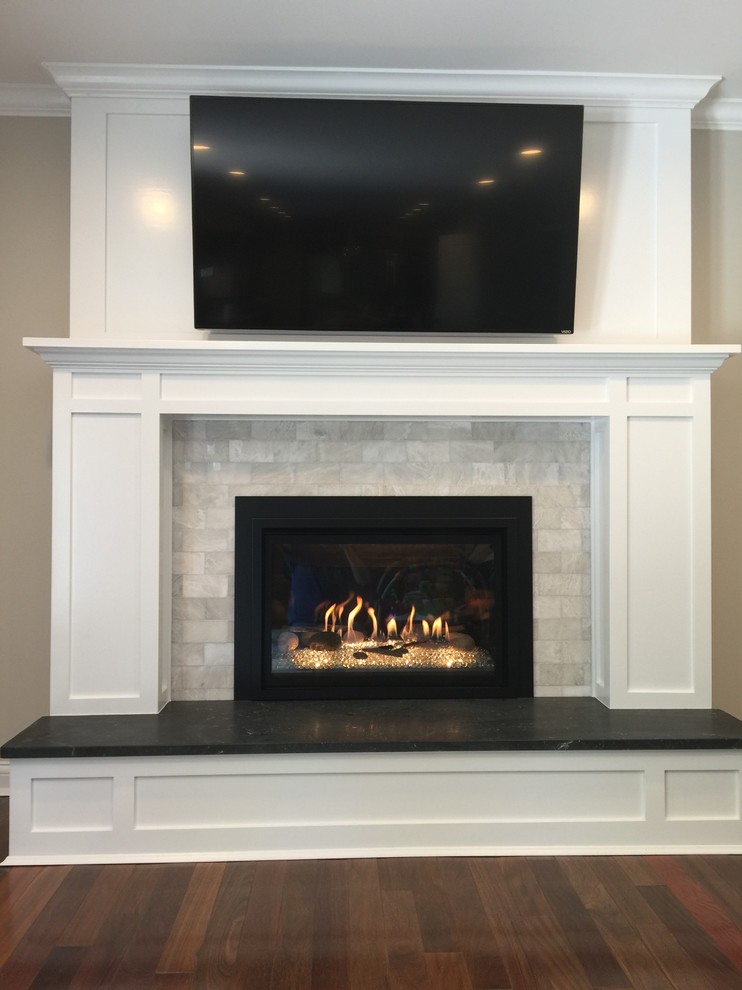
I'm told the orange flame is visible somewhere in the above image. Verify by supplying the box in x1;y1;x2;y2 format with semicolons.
324;603;336;632
344;595;364;643
367;605;378;640
386;615;398;639
335;592;353;628
432;616;443;639
422;618;430;639
401;604;416;641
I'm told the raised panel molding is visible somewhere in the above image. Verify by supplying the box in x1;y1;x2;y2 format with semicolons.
5;752;740;864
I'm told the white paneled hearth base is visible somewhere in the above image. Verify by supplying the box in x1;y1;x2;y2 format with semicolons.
6;336;740;864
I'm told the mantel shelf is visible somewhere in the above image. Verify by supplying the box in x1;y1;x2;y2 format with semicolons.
24;338;740;379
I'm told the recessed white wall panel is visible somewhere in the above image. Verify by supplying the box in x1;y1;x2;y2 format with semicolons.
665;770;740;820
627;418;693;693
159;374;607;409
105;113;195;339
135;769;643;828
575;121;658;340
69;414;142;698
31;777;114;832
72;374;142;400
627;379;692;403
8;751;741;864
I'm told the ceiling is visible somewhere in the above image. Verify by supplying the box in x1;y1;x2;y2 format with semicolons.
1;0;742;107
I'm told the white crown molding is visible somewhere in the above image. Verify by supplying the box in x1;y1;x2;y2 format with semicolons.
693;98;742;131
43;63;720;109
0;83;70;117
0;758;9;797
23;338;739;379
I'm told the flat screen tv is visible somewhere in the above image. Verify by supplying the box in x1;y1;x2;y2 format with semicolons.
190;95;584;335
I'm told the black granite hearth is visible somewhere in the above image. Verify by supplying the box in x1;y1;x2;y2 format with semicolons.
2;698;742;759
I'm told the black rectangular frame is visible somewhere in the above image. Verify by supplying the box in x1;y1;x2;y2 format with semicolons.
234;495;533;701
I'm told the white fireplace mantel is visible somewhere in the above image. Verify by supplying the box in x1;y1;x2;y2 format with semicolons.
26;337;737;377
25;336;739;718
11;63;742;864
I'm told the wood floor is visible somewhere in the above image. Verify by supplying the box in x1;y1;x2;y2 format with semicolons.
1;797;741;989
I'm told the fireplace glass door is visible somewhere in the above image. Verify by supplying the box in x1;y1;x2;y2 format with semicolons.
234;496;533;700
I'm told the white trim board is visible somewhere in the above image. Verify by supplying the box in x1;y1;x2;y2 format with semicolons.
43;64;719;109
4;750;741;864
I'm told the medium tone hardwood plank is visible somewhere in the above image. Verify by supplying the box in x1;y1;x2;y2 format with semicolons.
0;866;72;969
59;864;136;947
231;859;287;989
268;860;317;990
347;858;390;990
156;862;225;974
424;950;474;990
435;857;510;990
68;864;183;990
0;865;102;990
530;856;631;988
558;856;675;990
149;975;194;989
381;888;430;990
310;858;350;990
684;855;742;928
191;861;255;989
471;857;570;990
647;855;742;971
639;883;742;990
98;864;194;990
27;946;87;990
591;857;666;931
400;857;456;956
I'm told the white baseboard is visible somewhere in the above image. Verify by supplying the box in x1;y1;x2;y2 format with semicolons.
0;758;9;797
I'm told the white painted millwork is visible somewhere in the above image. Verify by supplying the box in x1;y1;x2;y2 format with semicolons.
8;65;741;865
6;751;740;864
50;65;717;343
25;338;737;717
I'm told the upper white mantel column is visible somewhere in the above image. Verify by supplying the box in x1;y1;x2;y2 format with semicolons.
45;63;719;343
25;337;738;716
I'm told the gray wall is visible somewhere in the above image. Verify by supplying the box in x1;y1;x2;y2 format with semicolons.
0;116;70;747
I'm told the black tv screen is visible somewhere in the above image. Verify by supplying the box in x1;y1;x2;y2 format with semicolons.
190;96;584;334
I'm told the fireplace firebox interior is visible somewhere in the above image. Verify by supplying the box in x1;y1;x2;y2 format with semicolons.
234;496;533;700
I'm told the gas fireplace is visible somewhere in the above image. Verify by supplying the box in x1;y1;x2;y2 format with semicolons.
234;496;533;700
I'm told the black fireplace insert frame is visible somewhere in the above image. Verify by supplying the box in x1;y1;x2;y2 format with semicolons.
234;495;533;701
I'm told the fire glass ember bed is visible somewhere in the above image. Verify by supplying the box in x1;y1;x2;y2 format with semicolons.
234;496;533;701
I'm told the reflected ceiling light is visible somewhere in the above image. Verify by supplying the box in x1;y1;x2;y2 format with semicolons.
477;177;496;185
137;187;177;229
579;188;597;221
228;170;246;176
520;148;543;157
192;144;210;151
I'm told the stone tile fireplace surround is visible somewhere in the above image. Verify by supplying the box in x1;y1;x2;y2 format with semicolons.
172;417;591;702
4;66;741;863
